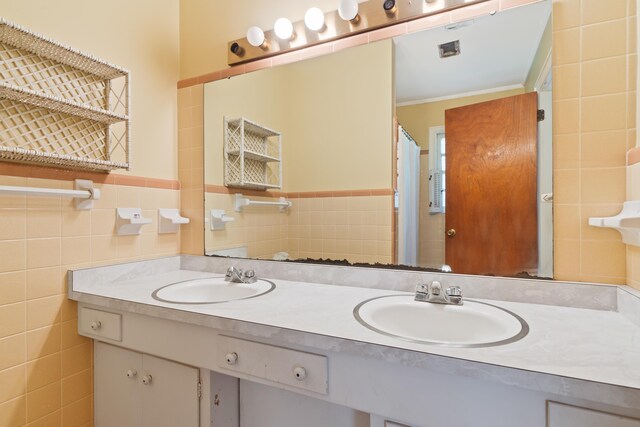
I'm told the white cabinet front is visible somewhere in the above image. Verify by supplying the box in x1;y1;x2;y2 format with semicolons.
547;402;640;427
95;342;200;427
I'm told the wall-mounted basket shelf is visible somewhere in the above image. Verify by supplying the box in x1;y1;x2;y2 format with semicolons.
0;18;130;172
223;117;281;190
589;201;640;247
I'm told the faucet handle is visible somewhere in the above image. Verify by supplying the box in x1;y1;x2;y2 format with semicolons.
415;283;429;302
446;286;463;305
241;269;257;283
446;286;462;297
415;283;429;294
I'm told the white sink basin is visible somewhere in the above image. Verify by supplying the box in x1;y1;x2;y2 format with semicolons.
152;276;275;304
354;295;528;347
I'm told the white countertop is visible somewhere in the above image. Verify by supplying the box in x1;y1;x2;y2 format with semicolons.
69;262;640;397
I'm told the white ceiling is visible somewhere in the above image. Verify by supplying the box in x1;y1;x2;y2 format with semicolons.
394;1;551;104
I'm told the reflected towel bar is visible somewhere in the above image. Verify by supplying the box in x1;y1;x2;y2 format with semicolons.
234;193;292;212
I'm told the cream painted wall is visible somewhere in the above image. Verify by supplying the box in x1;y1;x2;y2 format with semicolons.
1;0;181;180
204;41;393;192
284;42;393;192
396;88;526;149
180;0;366;78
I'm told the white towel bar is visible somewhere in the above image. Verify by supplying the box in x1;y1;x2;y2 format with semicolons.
234;193;292;212
0;179;100;210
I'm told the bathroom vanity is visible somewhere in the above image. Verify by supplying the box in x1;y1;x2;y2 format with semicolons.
69;255;640;427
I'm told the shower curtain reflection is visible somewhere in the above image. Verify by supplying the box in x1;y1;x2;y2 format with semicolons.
397;126;420;266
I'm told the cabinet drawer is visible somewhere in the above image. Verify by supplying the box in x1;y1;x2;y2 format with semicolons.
548;402;640;427
79;307;122;342
217;335;327;394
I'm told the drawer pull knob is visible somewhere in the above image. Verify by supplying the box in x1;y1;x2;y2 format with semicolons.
90;321;102;331
142;375;153;385
225;352;238;365
126;369;137;379
293;366;307;381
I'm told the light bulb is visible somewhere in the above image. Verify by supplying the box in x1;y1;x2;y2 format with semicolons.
246;26;266;48
304;7;325;31
274;17;294;40
338;0;359;22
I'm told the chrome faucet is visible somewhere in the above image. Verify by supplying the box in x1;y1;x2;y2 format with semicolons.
415;281;463;305
225;266;257;284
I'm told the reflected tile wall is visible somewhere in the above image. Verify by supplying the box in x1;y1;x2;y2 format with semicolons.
205;192;289;259
288;195;393;264
203;192;394;264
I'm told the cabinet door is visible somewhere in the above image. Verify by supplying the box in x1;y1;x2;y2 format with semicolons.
95;342;142;427
141;354;200;427
548;402;640;427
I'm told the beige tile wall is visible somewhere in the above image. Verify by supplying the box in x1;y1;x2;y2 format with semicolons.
288;195;393;264
0;177;180;427
205;192;288;259
552;0;636;284
179;85;205;256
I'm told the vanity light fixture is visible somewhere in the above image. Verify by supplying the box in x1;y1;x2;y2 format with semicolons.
274;17;295;40
304;7;326;31
247;26;268;48
229;0;480;65
338;0;360;23
383;0;398;16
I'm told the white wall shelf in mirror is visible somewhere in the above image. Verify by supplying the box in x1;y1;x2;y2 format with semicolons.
223;117;282;190
589;201;640;247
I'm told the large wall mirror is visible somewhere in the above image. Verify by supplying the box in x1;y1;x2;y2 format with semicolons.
204;0;553;279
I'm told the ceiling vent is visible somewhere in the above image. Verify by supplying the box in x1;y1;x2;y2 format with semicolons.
438;40;460;58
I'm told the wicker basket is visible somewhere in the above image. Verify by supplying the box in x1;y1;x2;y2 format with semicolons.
0;18;129;171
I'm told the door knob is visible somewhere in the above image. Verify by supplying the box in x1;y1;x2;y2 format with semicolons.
126;369;137;379
447;229;456;237
142;375;152;385
90;321;102;331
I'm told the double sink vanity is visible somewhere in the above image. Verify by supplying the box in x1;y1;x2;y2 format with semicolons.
68;255;640;427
